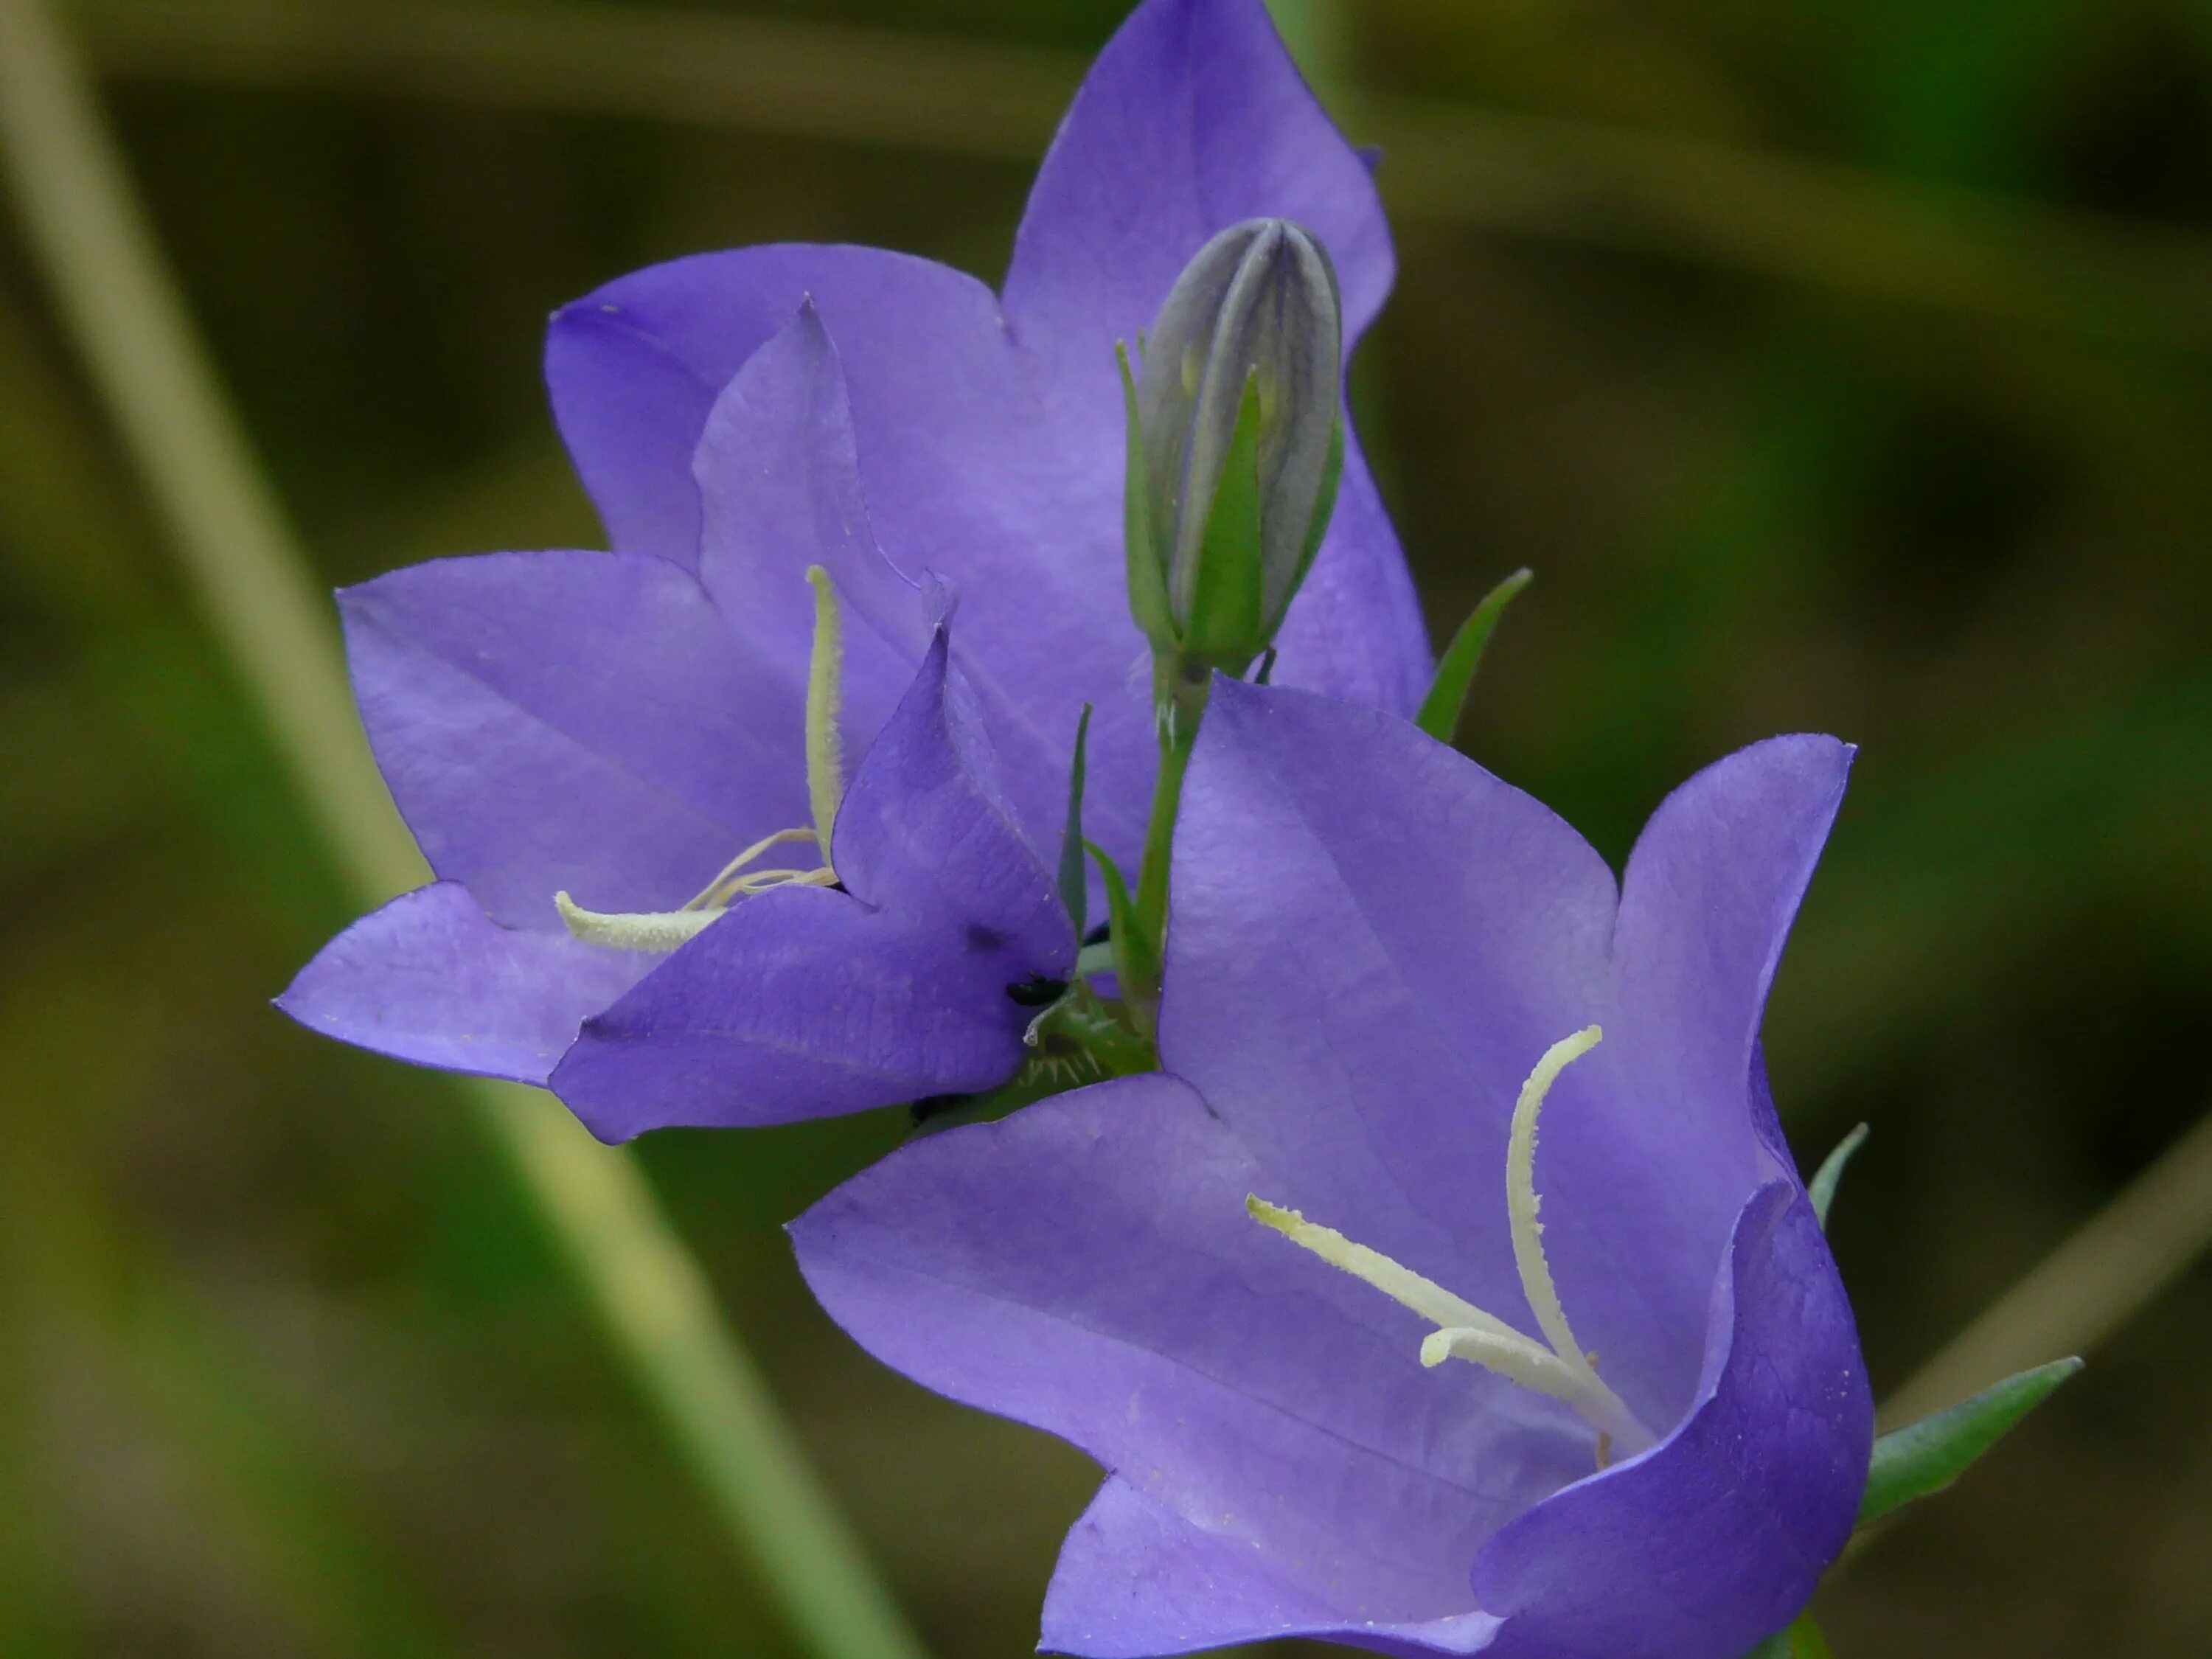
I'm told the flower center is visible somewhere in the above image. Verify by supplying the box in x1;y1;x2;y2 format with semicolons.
554;566;846;953
1247;1026;1656;1463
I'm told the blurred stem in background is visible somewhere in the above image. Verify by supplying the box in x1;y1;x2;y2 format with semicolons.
1884;1103;2212;1426
0;3;928;1656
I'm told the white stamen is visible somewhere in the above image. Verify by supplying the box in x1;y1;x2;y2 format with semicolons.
1420;1328;1648;1451
554;891;726;953
1244;1025;1658;1460
688;827;825;909
1246;1197;1526;1347
1507;1026;1604;1385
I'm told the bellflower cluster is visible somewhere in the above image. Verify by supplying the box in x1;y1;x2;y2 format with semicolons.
795;684;1874;1658
280;0;1427;1138
274;0;2071;1651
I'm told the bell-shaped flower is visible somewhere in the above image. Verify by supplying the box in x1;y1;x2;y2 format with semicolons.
279;0;1428;1134
793;682;1873;1657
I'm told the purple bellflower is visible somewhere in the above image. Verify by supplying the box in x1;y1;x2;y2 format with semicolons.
279;0;1428;1138
793;683;1874;1658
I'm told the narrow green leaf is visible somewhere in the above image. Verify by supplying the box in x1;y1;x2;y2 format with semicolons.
1415;567;1534;744
1087;840;1158;1028
1057;703;1092;942
1183;372;1267;664
1116;341;1174;647
1858;1357;2084;1527
1739;1632;1791;1659
1267;410;1342;635
1807;1122;1868;1229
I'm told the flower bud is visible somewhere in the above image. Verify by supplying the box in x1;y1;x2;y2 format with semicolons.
1121;218;1343;674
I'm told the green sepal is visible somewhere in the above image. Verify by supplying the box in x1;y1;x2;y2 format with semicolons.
1415;567;1534;745
1180;371;1267;667
1265;410;1343;637
1087;839;1160;1033
1857;1357;2084;1528
1807;1122;1868;1229
1057;703;1093;943
1117;341;1175;650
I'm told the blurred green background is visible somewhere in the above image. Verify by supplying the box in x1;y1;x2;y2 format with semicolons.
3;0;2209;1653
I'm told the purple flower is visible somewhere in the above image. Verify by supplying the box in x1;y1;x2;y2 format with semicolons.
279;0;1427;1136
792;683;1873;1657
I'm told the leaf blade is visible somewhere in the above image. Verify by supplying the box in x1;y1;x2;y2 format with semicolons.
1057;703;1092;942
1808;1122;1869;1229
1859;1357;2084;1527
1416;567;1534;745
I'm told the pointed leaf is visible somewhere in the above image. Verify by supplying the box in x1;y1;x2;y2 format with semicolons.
1808;1122;1869;1229
1416;567;1534;744
1057;704;1093;942
1087;839;1158;1030
1117;342;1174;647
1858;1358;2084;1527
1182;372;1268;666
1265;411;1343;636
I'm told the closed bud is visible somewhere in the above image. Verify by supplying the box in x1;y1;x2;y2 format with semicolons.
1121;218;1343;675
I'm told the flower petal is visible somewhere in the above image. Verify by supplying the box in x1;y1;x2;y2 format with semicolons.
1002;0;1394;403
1470;1183;1871;1659
1265;425;1433;717
548;243;1155;861
1163;678;1618;1341
276;882;650;1085
550;632;1073;1138
1043;1477;1506;1658
692;301;932;743
1609;734;1854;1178
1538;735;1854;1422
792;1074;1592;1633
827;630;1070;955
342;549;807;929
546;245;1006;569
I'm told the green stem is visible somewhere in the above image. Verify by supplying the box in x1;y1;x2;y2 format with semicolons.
1127;668;1206;1023
0;5;927;1656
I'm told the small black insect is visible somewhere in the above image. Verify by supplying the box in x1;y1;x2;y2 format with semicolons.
1005;974;1068;1009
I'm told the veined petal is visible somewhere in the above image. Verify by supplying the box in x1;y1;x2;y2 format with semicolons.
277;882;650;1086
341;549;806;930
1043;1478;1506;1658
692;301;931;748
1163;679;1616;1353
551;629;1073;1138
793;1076;1594;1632
1003;0;1393;406
1469;1184;1871;1659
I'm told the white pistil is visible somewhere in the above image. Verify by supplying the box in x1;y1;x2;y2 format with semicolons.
1246;1025;1655;1458
554;891;726;953
554;569;849;953
803;565;846;852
